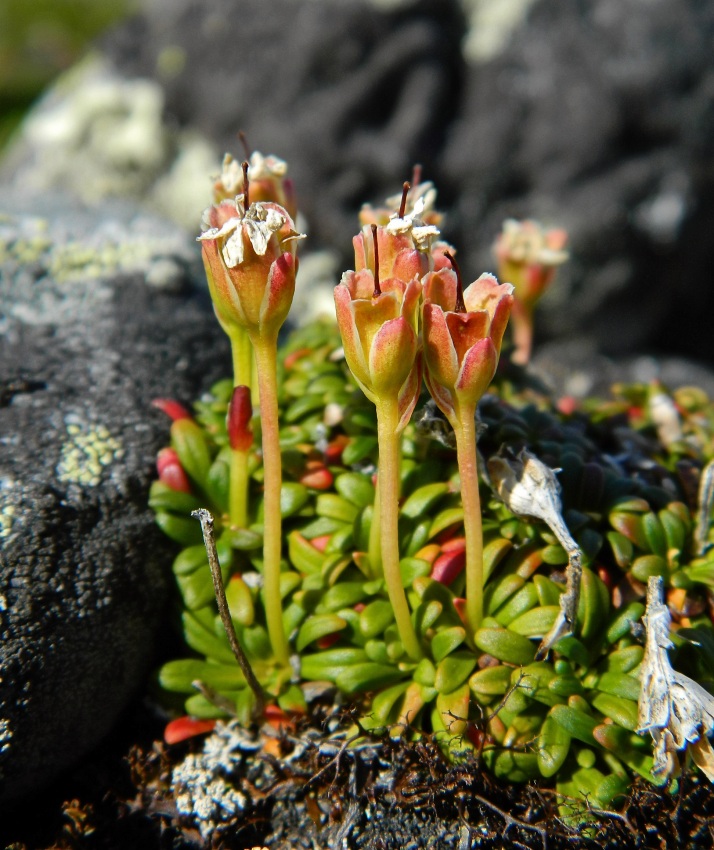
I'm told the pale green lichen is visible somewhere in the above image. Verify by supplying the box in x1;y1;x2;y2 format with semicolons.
56;423;124;486
0;503;16;539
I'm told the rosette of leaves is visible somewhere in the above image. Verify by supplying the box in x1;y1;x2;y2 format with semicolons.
151;320;714;815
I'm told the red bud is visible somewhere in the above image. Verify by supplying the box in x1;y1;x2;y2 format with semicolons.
227;386;253;452
152;399;192;421
164;716;216;745
157;448;192;493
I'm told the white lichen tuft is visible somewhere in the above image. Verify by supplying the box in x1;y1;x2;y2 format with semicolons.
56;419;124;487
171;722;260;839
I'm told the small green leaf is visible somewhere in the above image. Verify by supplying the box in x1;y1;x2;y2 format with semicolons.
474;627;537;666
336;662;404;694
315;582;368;613
606;531;634;569
359;599;395;638
428;507;464;539
316;493;360;523
184;692;238;719
223;527;263;550
370;681;411;725
469;664;512;696
159;659;246;693
341;435;378;465
285;393;326;423
485;574;525;616
590;693;639;731
149;481;201;514
508;605;560;637
400;557;431;587
533;574;563;607
494;582;539;626
595;671;641;701
288;531;325;574
225;576;255;626
170;419;212;485
431;626;466;662
434;652;477;693
334;472;375;509
631;554;668;583
364;639;389;664
549;704;598;745
401;483;449;519
413;599;443;636
280;482;309;517
296;614;348;651
155;511;204;545
606;602;645;644
601;645;644;674
173;544;210;576
182;611;235;664
300;648;368;680
537;712;571;777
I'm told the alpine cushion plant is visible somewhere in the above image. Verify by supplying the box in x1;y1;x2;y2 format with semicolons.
151;148;714;827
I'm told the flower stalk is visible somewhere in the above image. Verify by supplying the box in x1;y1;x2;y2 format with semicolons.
422;253;513;634
198;170;304;665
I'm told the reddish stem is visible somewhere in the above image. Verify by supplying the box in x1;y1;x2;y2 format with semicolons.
238;130;251;159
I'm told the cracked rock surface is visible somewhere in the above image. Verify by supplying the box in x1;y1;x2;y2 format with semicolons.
0;189;228;802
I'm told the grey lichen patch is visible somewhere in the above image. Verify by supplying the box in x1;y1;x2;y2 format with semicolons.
462;0;537;64
56;421;124;487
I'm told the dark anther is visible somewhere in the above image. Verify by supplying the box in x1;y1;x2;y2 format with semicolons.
445;251;466;313
399;182;411;219
371;224;381;297
242;161;250;209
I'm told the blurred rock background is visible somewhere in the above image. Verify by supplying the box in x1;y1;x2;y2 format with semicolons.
2;0;714;371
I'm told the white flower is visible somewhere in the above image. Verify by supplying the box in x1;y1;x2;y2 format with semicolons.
217;151;288;197
386;197;440;251
198;199;287;268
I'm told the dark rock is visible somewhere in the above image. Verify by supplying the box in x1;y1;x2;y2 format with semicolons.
101;0;466;253
0;189;228;802
442;0;714;367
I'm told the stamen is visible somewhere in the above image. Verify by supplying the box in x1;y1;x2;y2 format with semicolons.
371;224;381;297
242;160;250;210
238;130;252;160
444;251;466;312
399;182;411;219
411;164;422;188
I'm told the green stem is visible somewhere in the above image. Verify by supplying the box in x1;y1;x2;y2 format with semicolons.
368;478;382;578
229;448;250;529
453;406;484;635
230;327;253;389
228;327;253;529
252;337;289;665
375;396;423;661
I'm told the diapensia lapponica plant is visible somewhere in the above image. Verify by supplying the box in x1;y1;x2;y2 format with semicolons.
152;145;714;822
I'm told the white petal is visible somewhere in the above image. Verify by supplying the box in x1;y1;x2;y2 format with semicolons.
222;230;245;267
